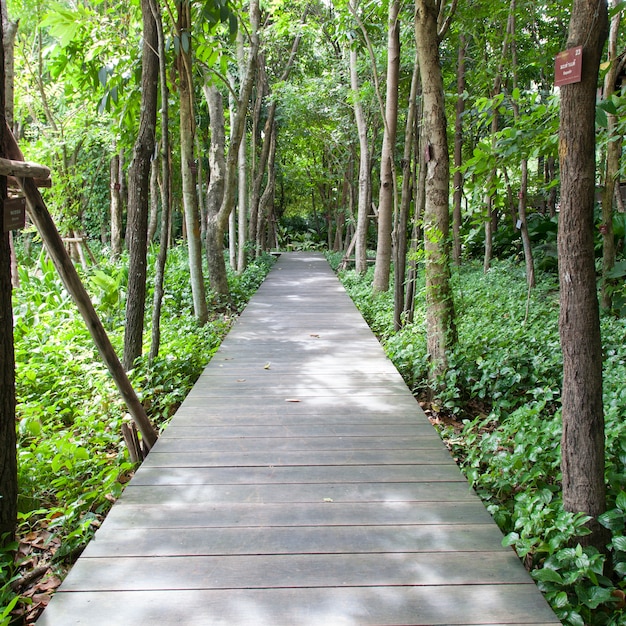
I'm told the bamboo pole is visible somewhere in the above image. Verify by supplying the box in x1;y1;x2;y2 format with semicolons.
5;123;158;450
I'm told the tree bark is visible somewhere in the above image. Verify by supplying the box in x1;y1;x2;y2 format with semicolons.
394;52;419;330
177;0;208;323
601;1;621;310
123;0;158;370
0;13;17;540
110;149;123;258
415;0;456;379
558;0;608;549
372;0;400;293
452;35;465;266
349;46;371;275
205;0;259;296
149;0;171;362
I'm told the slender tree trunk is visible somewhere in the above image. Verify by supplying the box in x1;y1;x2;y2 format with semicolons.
394;52;419;330
349;46;371;274
373;0;400;292
205;0;259;296
452;36;465;266
149;0;171;361
110;149;123;258
177;0;207;323
415;0;456;379
147;155;159;244
601;2;621;310
237;30;248;273
0;13;17;540
204;83;229;296
123;0;158;371
558;0;608;549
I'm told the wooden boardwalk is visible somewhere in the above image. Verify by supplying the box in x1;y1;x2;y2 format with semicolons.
38;252;560;626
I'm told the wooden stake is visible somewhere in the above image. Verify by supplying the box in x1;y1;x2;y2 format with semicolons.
4;123;158;451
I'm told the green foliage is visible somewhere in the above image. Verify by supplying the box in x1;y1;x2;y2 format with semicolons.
338;259;626;624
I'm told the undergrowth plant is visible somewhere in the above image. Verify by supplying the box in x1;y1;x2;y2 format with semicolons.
335;256;626;625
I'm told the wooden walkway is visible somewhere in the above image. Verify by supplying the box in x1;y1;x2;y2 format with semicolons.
38;252;560;626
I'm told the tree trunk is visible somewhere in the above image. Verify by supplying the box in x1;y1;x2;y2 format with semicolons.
177;0;208;324
372;0;400;293
415;0;456;379
147;154;159;244
558;0;608;549
123;0;158;371
0;14;17;540
394;52;419;330
601;2;621;310
452;36;466;266
149;0;171;361
349;46;371;275
110;149;123;258
205;0;259;296
204;83;229;296
237;29;248;273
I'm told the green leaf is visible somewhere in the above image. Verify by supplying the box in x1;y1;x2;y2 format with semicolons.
616;490;626;512
613;535;626;552
532;567;564;584
552;591;569;609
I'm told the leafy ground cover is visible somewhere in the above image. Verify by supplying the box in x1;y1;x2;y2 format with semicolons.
330;252;626;626
2;245;274;624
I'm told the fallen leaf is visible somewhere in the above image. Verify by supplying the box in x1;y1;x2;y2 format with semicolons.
323;498;334;503
263;362;271;369
237;379;246;383
285;398;300;403
310;334;320;338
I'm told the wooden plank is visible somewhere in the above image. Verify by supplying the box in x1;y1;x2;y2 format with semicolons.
117;482;475;505
100;501;497;529
82;524;507;557
37;586;559;626
59;552;531;591
129;465;472;486
159;424;438;438
151;435;449;453
140;449;456;467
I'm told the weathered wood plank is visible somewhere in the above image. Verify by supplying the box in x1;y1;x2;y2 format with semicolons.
140;449;455;467
151;435;449;453
129;464;471;486
117;482;474;505
59;552;531;591
82;524;507;557
100;501;497;529
37;585;558;626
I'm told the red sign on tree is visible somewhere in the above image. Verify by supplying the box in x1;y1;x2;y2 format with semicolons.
555;46;583;87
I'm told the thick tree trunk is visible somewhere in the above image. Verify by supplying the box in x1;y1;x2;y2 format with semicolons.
349;46;371;275
372;0;400;293
558;0;608;549
0;14;17;539
123;0;158;371
452;36;465;266
178;0;207;323
415;0;456;379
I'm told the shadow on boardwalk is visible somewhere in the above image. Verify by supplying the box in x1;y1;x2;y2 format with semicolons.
37;252;560;626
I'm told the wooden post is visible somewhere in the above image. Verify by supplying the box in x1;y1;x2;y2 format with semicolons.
4;124;158;450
